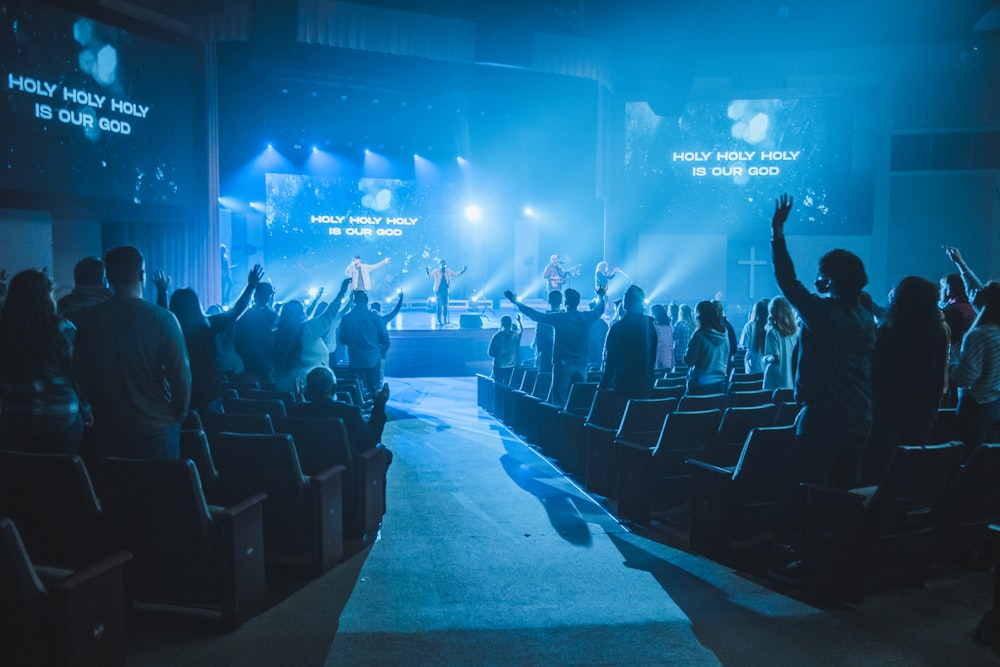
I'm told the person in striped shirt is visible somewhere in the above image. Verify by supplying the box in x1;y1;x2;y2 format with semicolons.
949;281;1000;449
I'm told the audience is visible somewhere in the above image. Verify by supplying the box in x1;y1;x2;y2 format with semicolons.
56;257;113;329
338;290;389;396
866;276;950;484
684;300;730;395
371;290;404;386
672;303;694;367
0;269;86;453
949;281;1000;450
601;284;657;399
73;246;191;460
487;314;522;385
289;366;392;465
771;193;876;490
761;295;799;391
739;298;770;374
234;281;278;385
650;304;674;371
531;290;562;372
272;277;352;393
157;264;265;414
504;286;607;407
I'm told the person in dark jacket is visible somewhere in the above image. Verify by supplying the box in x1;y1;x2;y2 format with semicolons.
601;284;657;399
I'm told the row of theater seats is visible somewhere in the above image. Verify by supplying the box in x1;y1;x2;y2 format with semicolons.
0;372;387;665
478;365;1000;603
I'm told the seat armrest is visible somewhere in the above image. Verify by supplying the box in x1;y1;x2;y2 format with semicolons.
214;493;266;629
48;551;132;667
355;447;386;535
309;464;346;575
685;458;733;477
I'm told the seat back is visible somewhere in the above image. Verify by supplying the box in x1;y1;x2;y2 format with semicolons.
518;368;539;393
585;389;628;430
714;404;780;466
0;451;104;567
939;443;1000;558
0;517;47;658
561;382;599;415
731;424;797;502
651;384;685;402
773;401;802;426
279;417;353;477
866;442;965;570
223;397;287;417
677;393;727;413
770;388;794;405
655;376;686;390
97;458;218;601
651;409;725;509
212;433;311;553
729;371;763;384
531;372;553;399
242;389;297;406
200;411;275;437
179;429;221;502
727;389;773;408
616;397;677;446
727;380;763;394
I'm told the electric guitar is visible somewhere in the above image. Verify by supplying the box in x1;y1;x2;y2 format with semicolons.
546;264;582;290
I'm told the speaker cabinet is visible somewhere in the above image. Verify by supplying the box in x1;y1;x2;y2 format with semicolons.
459;314;483;329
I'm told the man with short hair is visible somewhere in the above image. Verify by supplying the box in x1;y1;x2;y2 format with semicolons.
531;290;562;371
73;246;191;460
505;285;607;407
233;281;278;384
601;284;657;399
57;257;113;328
346;254;390;292
338;290;388;396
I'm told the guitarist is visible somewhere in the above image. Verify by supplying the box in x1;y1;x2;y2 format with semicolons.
543;255;580;290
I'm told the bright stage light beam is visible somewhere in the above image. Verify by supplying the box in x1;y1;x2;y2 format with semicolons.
465;205;482;222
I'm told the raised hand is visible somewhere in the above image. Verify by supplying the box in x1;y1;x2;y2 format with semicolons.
247;264;264;288
338;277;352;295
772;193;793;235
503;290;516;303
152;269;171;292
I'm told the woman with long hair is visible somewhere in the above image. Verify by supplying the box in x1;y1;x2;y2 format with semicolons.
762;296;800;391
739;298;770;374
272;278;352;393
949;280;1000;450
0;270;85;452
650;304;674;371
164;265;263;413
866;276;950;482
684;300;730;395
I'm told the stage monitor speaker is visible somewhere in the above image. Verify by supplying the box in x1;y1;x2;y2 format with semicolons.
460;314;484;329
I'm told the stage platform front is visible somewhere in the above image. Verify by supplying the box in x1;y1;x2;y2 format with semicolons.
379;306;538;378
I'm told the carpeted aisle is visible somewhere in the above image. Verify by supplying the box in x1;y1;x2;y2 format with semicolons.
324;377;821;666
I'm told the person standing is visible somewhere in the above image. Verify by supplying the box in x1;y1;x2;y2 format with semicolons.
346;254;391;292
488;315;522;385
601;285;657;399
372;291;404;385
771;193;876;490
233;281;278;385
56;257;113;329
338;290;388;396
0;270;86;453
505;286;606;407
949;282;1000;450
425;260;467;326
685;301;731;395
73;246;191;460
761;296;800;391
543;255;577;291
531;290;562;371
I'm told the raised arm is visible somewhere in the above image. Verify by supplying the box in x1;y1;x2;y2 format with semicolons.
945;246;985;304
504;289;546;323
152;269;171;308
384;291;404;322
212;264;264;330
770;194;816;318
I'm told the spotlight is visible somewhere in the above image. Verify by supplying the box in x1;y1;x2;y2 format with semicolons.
523;207;534;217
266;143;274;151
465;205;482;222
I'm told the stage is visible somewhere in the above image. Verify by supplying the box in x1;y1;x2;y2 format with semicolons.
377;305;540;378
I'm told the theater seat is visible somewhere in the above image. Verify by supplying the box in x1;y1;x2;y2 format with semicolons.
0;517;131;667
95;457;267;629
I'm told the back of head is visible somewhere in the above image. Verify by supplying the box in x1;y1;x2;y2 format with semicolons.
973;281;1000;328
73;257;105;287
253;282;275;305
353;290;369;307
278;300;305;326
651;304;669;325
104;246;144;288
500;315;512;329
547;290;563;309
623;284;645;313
168;288;206;332
751;298;769;323
304;366;336;401
564;288;581;310
768;296;798;336
1;269;55;324
696;300;723;331
818;249;868;299
0;270;58;374
371;301;382;313
942;273;966;301
886;276;940;329
680;304;692;321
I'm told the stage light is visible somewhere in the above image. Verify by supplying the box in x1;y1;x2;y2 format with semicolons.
465;205;482;222
307;287;319;298
266;143;274;151
311;145;318;152
523;207;534;217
